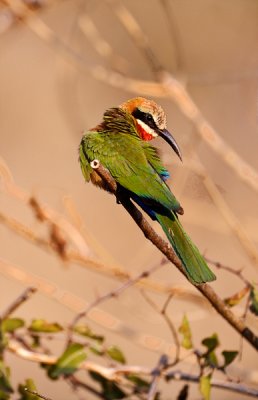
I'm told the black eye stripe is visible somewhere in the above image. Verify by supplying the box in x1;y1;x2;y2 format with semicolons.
132;108;157;130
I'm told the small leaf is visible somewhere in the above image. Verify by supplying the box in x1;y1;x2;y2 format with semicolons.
202;333;219;353
0;324;7;356
89;343;104;356
89;371;126;399
30;335;41;349
29;320;63;333
127;374;149;389
222;350;238;368
178;315;193;349
0;362;13;395
106;346;126;364
205;351;218;368
199;374;211;400
2;319;24;333
47;343;87;379
74;325;104;342
224;286;249;307
18;379;40;400
249;285;258;316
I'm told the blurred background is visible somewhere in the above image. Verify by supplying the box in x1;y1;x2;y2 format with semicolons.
0;0;258;398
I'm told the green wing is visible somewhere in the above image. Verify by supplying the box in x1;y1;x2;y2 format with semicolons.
80;128;181;213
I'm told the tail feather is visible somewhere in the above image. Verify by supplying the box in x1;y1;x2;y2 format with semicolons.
155;213;216;284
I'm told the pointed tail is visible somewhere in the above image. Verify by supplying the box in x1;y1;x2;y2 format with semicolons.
155;212;216;284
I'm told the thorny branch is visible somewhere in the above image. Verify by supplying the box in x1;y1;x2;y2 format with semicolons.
92;162;258;352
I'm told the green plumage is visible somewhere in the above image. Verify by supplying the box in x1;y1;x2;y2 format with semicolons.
79;107;216;284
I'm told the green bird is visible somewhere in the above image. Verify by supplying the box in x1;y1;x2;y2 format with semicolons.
79;97;216;284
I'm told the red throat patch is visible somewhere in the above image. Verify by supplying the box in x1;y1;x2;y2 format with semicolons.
136;121;154;141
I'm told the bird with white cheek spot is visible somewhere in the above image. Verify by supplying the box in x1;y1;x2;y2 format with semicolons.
79;97;216;284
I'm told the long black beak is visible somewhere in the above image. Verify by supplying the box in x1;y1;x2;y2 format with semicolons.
158;129;182;161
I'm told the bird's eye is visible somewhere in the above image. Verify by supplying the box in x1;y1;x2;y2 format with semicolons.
146;114;153;122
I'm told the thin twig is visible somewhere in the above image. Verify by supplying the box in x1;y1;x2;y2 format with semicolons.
141;291;180;363
1;286;37;319
148;355;168;400
67;259;167;343
205;257;251;286
24;388;53;400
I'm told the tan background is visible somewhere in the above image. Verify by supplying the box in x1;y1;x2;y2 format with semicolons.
0;0;258;398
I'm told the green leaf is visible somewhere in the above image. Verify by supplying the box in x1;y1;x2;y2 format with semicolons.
18;379;40;400
107;346;126;364
29;319;63;333
199;374;211;400
74;325;104;342
127;374;149;390
30;335;41;349
0;324;7;358
89;371;126;399
47;343;87;379
178;315;193;349
89;343;104;356
0;362;13;395
249;285;258;316
2;319;24;333
205;351;218;368
222;351;238;368
202;333;219;353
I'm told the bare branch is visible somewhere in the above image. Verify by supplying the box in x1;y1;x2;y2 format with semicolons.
148;355;168;400
141;291;180;363
205;257;251;286
1;286;37;320
24;388;53;400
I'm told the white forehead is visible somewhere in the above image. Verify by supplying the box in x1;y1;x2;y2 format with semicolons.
152;105;166;130
140;100;167;130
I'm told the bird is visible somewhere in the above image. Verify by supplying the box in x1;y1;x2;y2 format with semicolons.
79;97;216;284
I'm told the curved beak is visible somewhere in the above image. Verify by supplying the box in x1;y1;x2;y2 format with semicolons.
158;129;182;161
